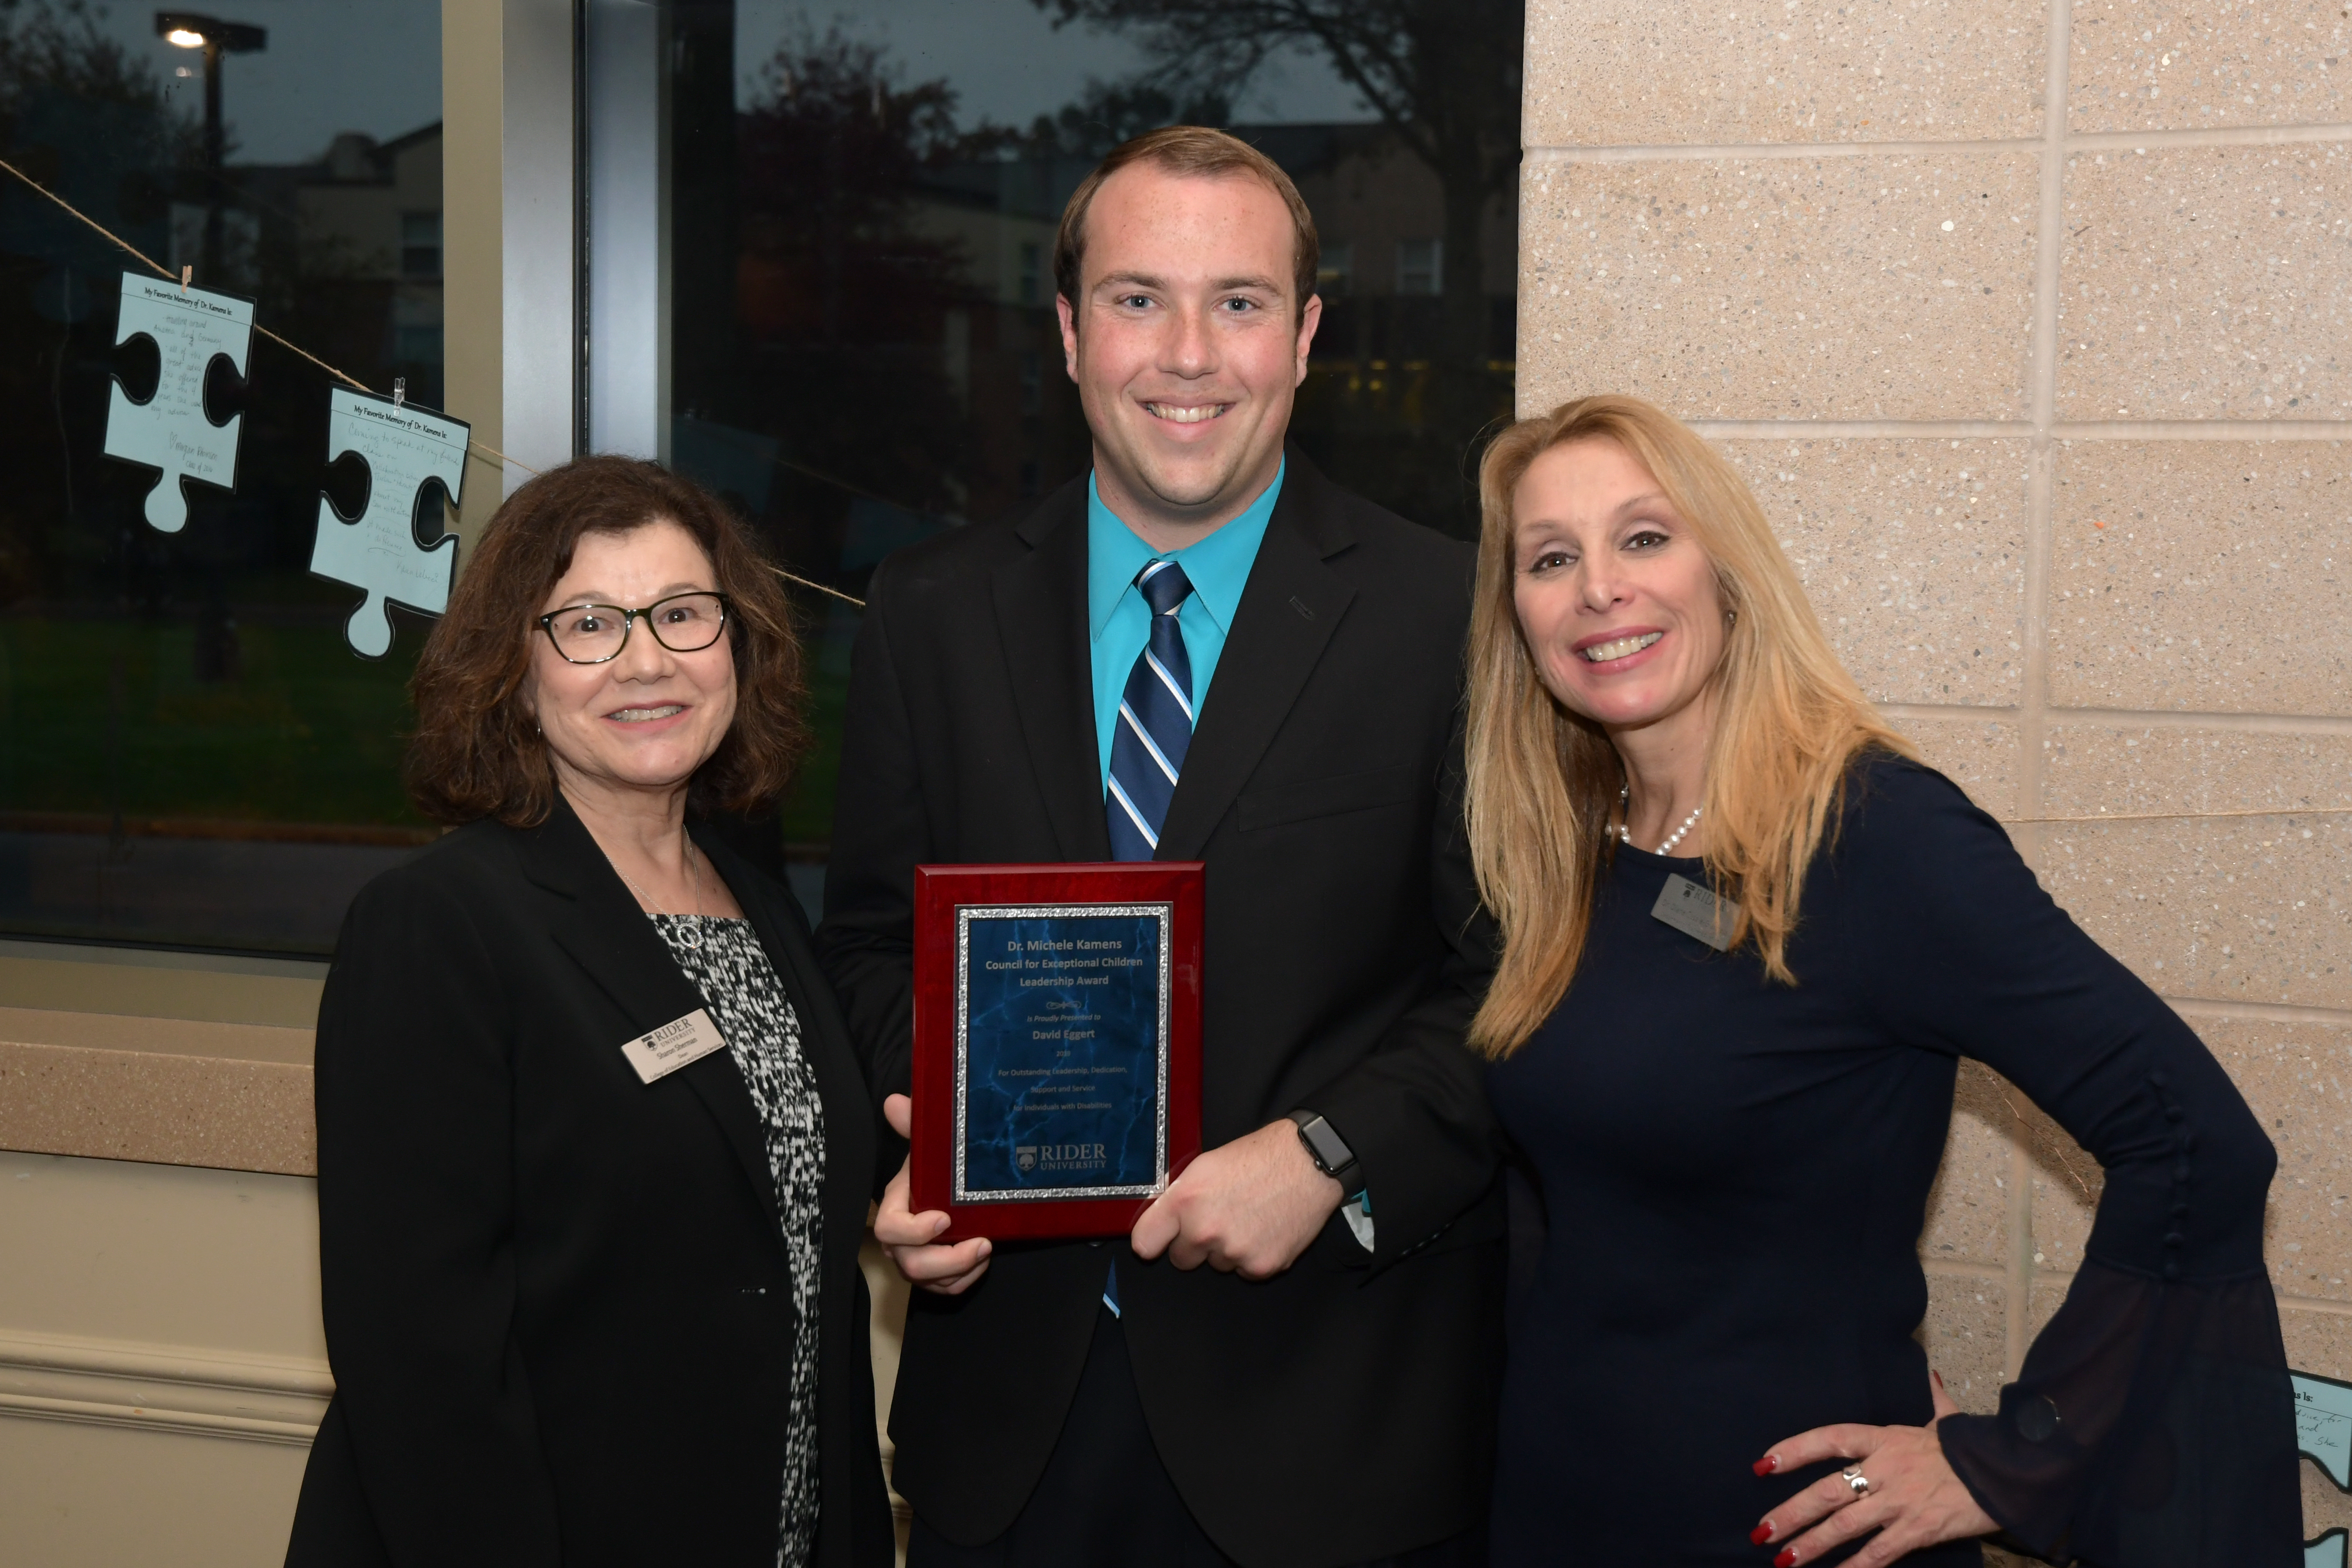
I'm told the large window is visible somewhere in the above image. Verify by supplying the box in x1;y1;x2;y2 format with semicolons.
649;0;1524;854
0;0;1522;957
0;0;443;952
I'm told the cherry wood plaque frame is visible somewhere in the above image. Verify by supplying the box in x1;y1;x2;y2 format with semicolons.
911;861;1204;1241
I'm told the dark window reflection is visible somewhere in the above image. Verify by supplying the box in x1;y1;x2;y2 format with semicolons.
660;0;1524;853
0;0;442;953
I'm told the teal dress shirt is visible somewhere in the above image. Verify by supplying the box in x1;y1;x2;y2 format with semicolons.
1084;463;1282;789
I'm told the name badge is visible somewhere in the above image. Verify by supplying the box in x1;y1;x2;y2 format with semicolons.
1651;873;1741;952
620;1008;728;1085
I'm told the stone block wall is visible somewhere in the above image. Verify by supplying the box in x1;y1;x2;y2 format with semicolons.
1518;0;2351;1547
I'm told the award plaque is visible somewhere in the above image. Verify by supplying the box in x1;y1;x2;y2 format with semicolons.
911;861;1204;1241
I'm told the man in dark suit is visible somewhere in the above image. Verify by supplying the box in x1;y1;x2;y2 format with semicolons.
815;126;1504;1568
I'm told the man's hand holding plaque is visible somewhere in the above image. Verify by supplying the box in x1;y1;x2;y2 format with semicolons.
879;1095;1345;1292
1127;1118;1344;1278
875;1093;993;1294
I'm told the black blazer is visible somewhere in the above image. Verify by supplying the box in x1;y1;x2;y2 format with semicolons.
284;798;894;1568
816;452;1506;1567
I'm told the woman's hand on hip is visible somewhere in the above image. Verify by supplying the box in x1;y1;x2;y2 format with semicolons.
874;1093;992;1295
1750;1371;1997;1568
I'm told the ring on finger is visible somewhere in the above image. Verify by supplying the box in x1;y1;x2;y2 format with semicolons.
1840;1466;1871;1498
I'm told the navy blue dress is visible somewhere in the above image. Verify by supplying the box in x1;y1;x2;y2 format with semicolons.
1486;757;2298;1567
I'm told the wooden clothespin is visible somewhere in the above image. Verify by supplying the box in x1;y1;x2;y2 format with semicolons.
393;377;406;409
179;265;191;293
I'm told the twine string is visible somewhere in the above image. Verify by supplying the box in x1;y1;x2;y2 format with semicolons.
1;153;535;479
0;154;864;610
767;565;865;607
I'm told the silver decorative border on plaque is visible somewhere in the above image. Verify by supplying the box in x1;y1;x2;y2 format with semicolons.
954;901;1174;1204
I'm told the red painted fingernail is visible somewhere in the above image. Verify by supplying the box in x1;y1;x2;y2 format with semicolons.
1933;1370;1946;1389
1752;1454;1778;1476
1750;1522;1774;1545
1774;1551;1797;1568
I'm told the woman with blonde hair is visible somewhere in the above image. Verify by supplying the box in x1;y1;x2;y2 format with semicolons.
1469;396;2296;1566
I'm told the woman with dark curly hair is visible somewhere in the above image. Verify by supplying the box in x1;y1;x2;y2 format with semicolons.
284;457;893;1568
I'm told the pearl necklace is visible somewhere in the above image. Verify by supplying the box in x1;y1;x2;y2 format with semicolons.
615;842;708;948
1616;783;1702;857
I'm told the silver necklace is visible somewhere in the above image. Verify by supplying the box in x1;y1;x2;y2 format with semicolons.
614;840;708;948
1616;783;1703;856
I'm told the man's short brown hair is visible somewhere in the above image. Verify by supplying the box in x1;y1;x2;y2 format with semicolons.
405;455;809;827
1053;125;1320;323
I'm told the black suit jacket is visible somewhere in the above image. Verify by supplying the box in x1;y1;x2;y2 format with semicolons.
815;452;1506;1567
284;798;894;1568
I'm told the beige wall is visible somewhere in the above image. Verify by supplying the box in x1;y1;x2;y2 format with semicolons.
1519;0;2351;1545
0;1150;326;1568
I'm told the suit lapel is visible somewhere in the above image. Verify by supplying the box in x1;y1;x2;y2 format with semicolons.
519;800;784;1239
1155;458;1358;862
992;486;1113;863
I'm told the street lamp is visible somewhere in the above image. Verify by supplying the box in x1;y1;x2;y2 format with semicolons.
155;13;265;288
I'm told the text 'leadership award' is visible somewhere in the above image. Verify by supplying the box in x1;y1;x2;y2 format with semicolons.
911;862;1203;1241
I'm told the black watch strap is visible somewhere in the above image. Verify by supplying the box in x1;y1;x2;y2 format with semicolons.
1287;1110;1362;1196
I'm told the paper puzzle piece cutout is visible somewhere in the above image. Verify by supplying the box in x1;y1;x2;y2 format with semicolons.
2300;1370;2352;1491
309;388;468;658
2311;1530;2348;1568
102;271;253;533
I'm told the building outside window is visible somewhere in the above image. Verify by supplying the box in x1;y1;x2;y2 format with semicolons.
1016;238;1041;306
399;210;440;278
1317;239;1353;297
0;0;445;955
1396;237;1442;296
1017;349;1042;416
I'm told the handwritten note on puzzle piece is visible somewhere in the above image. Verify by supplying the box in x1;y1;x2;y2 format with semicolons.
2300;1370;2352;1490
2299;1369;2352;1568
309;389;468;658
103;272;253;534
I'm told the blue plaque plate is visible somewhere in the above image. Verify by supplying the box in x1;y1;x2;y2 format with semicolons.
955;906;1170;1201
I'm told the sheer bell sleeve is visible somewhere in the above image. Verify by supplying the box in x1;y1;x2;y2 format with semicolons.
1848;760;2300;1567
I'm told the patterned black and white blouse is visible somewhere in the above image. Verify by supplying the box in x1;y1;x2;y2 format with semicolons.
650;914;827;1568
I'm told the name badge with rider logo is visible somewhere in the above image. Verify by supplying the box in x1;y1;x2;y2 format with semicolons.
1652;873;1741;953
620;1008;728;1085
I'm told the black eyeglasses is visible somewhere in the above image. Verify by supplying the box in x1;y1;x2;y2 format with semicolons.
536;592;730;665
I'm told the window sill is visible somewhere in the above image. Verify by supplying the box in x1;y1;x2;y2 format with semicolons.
0;945;321;1177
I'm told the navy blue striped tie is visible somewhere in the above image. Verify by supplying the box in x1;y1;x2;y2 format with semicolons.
1101;561;1191;1316
1106;561;1194;861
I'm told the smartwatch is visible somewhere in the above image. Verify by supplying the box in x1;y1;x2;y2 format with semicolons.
1287;1110;1362;1197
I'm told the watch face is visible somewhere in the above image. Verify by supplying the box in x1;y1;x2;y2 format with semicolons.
1302;1118;1351;1172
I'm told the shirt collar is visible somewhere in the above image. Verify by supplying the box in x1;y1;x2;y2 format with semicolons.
1086;461;1285;644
